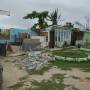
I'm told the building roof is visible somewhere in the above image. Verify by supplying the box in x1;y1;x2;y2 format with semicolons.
43;25;73;32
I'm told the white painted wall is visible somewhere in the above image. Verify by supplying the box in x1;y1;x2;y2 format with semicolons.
55;30;71;47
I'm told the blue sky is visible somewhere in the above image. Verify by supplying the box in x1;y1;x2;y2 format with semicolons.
0;0;90;29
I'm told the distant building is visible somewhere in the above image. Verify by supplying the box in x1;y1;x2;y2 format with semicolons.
10;28;30;43
83;31;90;43
72;28;90;46
71;28;84;45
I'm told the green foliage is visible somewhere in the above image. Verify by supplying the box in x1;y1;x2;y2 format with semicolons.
23;11;48;30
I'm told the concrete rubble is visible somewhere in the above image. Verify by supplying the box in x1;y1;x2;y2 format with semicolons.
15;51;54;70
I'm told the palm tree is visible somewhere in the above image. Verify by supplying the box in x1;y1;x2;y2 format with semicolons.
47;8;61;25
47;9;61;48
23;11;48;30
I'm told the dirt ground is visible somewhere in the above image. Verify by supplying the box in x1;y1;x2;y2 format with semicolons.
0;56;90;90
0;56;28;90
0;46;28;90
0;46;90;90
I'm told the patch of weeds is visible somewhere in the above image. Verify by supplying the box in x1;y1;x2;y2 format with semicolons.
19;75;29;81
4;60;10;62
71;76;80;80
86;77;90;80
66;86;80;90
53;60;90;71
9;81;24;90
80;68;90;72
52;49;88;58
27;64;52;75
71;86;80;90
26;74;68;90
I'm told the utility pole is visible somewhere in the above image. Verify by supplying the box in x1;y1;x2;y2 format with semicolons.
85;16;90;30
0;10;10;30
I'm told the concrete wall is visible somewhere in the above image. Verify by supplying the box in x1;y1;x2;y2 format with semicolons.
22;39;41;51
31;36;48;48
83;32;90;42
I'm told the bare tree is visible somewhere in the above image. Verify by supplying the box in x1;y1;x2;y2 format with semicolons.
75;15;90;31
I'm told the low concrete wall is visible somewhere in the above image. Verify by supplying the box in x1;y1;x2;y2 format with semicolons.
31;36;48;48
80;48;90;51
54;55;90;62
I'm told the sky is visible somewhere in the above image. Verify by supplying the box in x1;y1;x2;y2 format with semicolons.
0;0;90;29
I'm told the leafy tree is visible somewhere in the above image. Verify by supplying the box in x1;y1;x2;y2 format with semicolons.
23;11;48;30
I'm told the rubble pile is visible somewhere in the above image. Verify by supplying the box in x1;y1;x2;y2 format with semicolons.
15;51;54;70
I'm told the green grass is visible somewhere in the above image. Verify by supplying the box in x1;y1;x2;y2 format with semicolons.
9;81;24;90
19;75;29;81
53;60;90;71
82;43;90;49
82;46;90;49
53;49;88;58
25;74;79;90
51;48;90;71
26;65;52;75
25;74;66;90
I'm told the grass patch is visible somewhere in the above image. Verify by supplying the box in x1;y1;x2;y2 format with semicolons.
82;43;90;49
53;60;90;71
9;81;24;90
19;75;29;81
25;74;79;90
52;48;90;71
71;76;80;80
52;49;88;58
86;77;90;80
25;74;67;90
82;46;90;49
26;65;52;75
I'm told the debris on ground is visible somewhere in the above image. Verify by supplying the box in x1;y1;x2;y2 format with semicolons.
15;51;54;70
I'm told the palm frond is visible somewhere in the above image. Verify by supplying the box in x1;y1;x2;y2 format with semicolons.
47;8;61;25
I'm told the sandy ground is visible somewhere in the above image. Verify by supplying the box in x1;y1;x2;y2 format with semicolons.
23;67;90;90
0;56;28;90
0;56;90;90
0;46;90;90
0;46;28;90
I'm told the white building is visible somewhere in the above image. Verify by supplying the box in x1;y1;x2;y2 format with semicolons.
42;25;72;47
55;26;72;47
